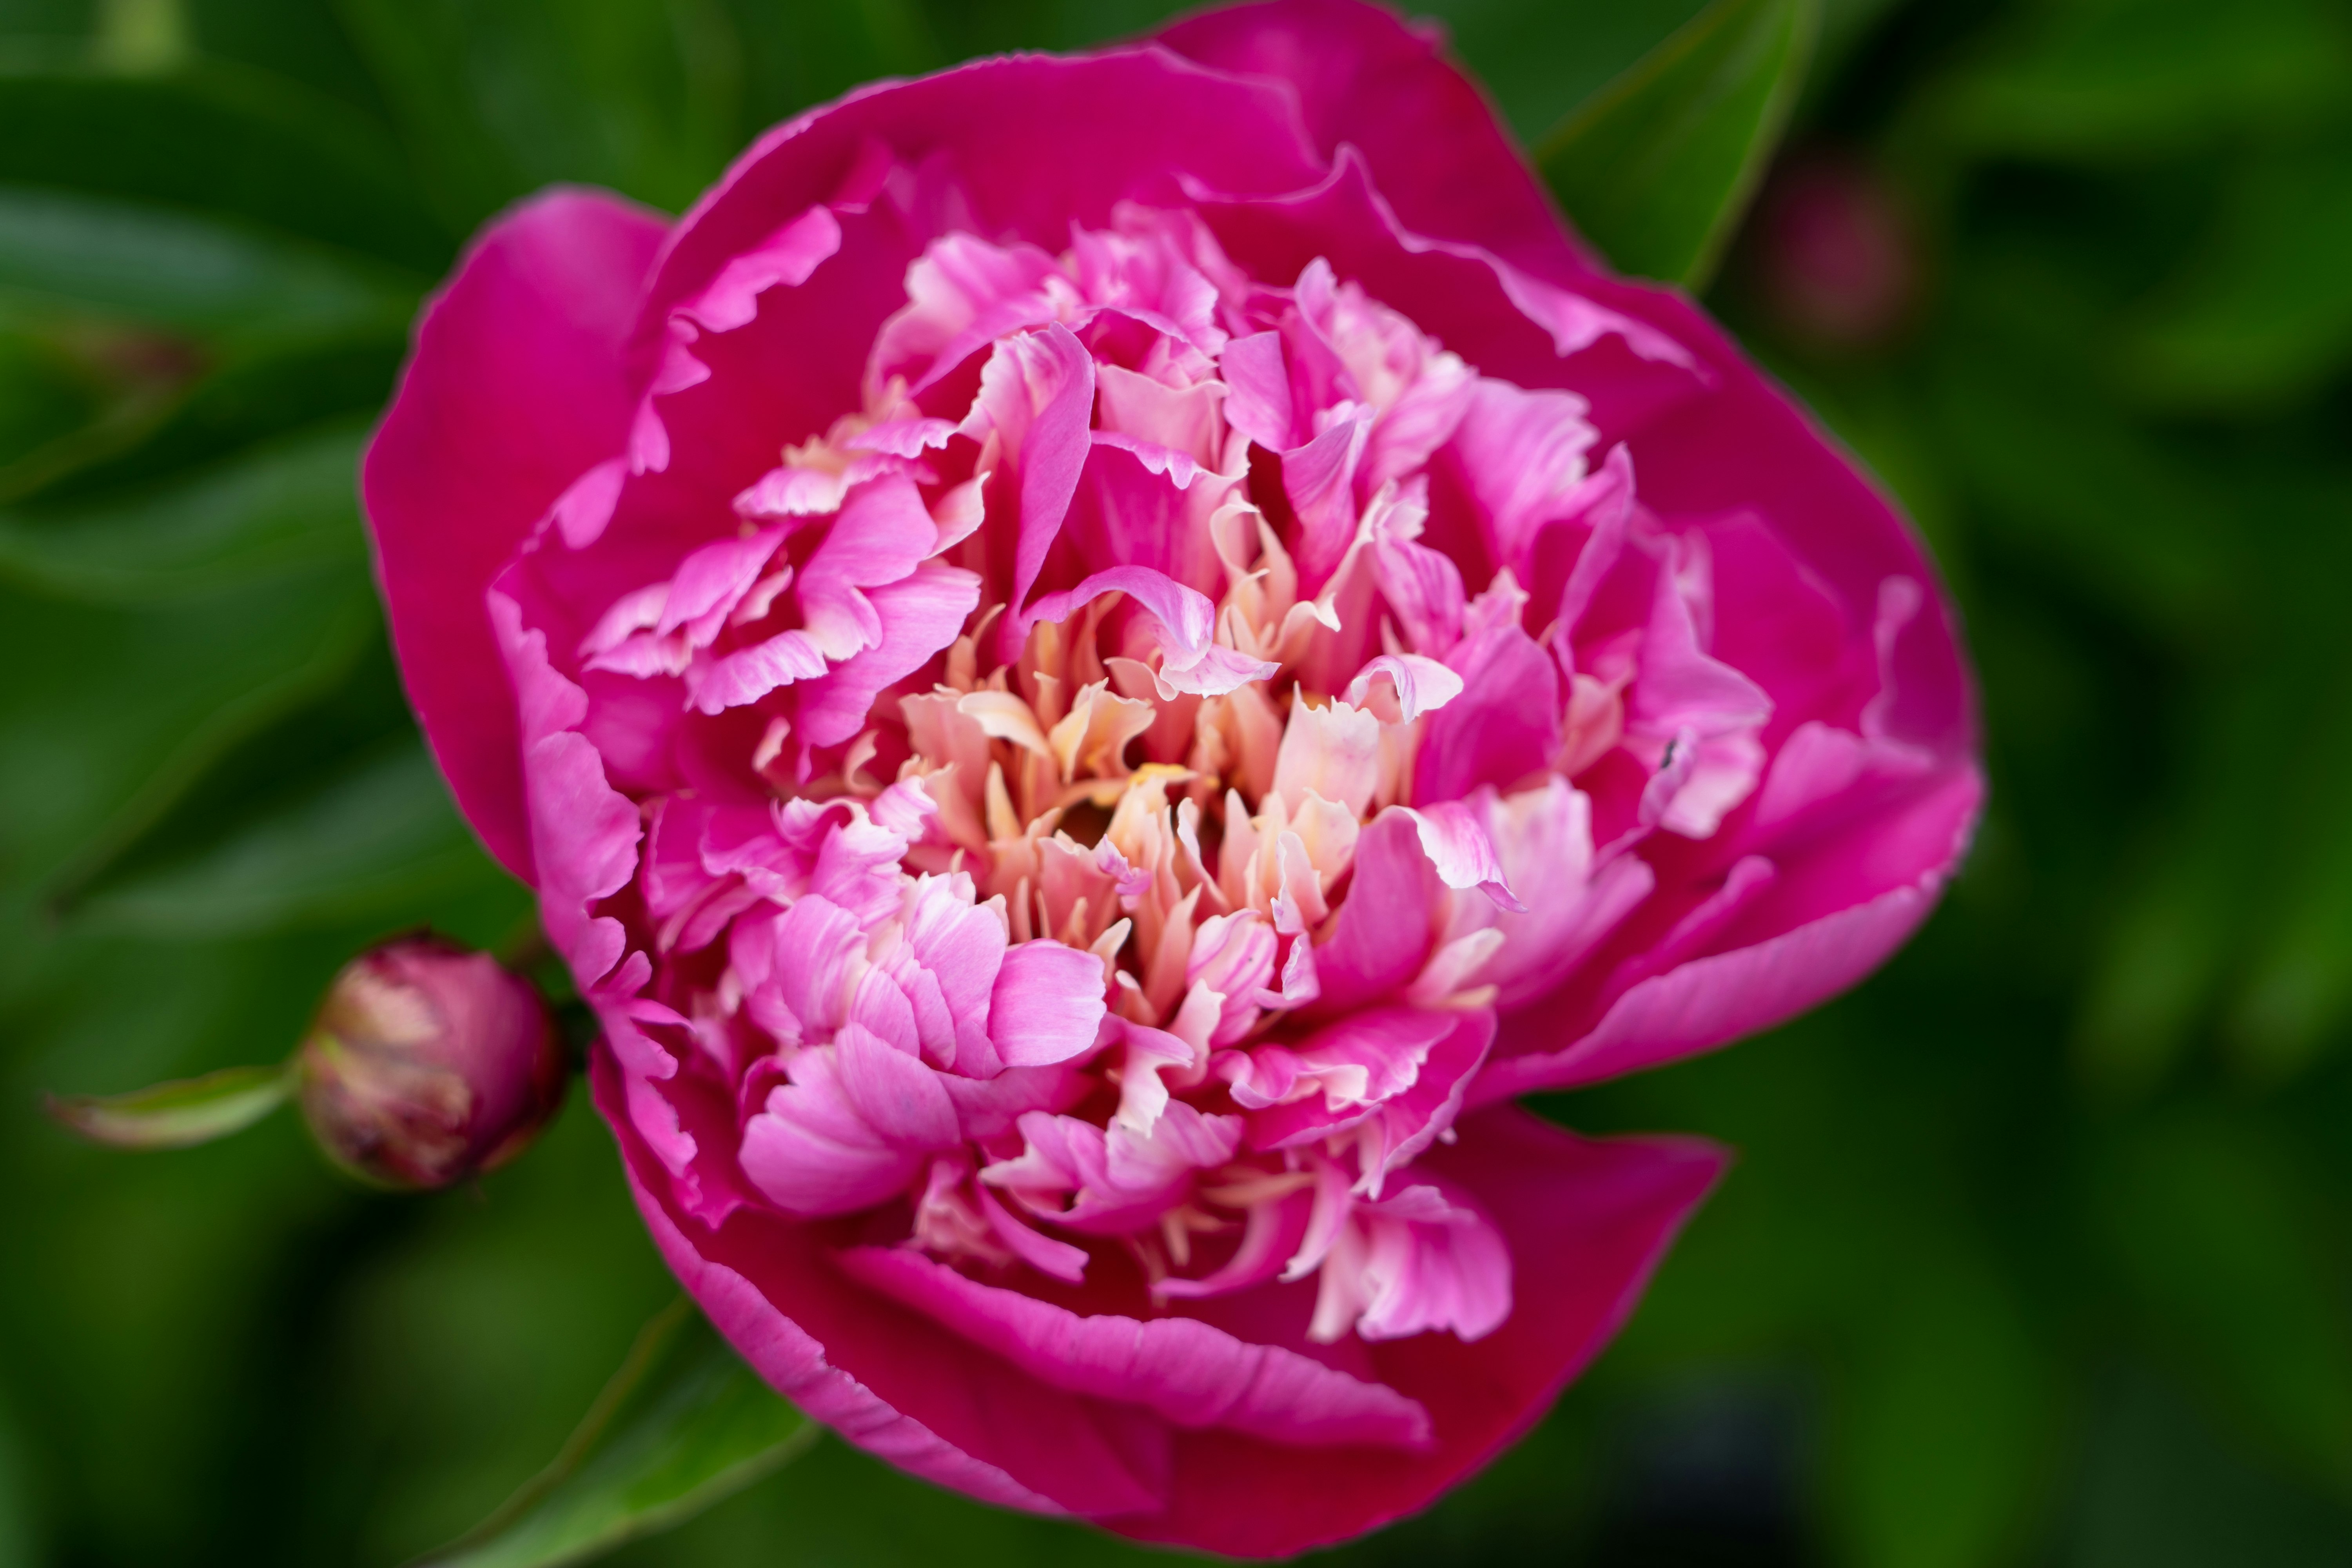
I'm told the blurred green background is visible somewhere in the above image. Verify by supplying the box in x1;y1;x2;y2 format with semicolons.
4;0;2352;1563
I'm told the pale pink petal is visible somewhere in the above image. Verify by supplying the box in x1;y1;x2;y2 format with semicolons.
991;941;1112;1067
740;1044;927;1217
1402;801;1524;913
965;324;1096;641
677;204;842;332
1343;653;1462;722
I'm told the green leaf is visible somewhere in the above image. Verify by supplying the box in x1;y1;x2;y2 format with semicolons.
337;0;748;227
1396;0;1708;145
1929;326;2235;639
2075;876;2229;1098
2067;1372;2352;1568
0;569;376;900
22;332;405;505
0;322;107;468
1537;0;1818;287
2098;1114;2352;1490
0;423;366;600
1926;0;2352;164
1825;1240;2054;1568
417;1298;815;1568
2121;140;2352;413
44;1061;290;1149
2222;695;2352;1081
0;183;420;343
0;62;452;272
70;738;497;937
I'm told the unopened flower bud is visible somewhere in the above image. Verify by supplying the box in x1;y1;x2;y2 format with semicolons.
296;937;564;1189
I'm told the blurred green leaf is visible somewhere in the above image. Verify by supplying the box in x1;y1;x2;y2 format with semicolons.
1826;1240;2054;1568
91;0;187;74
0;570;376;900
419;1299;814;1568
2122;139;2352;412
1931;333;2234;639
0;423;364;599
1539;0;1818;285
336;0;746;227
0;183;419;341
44;1061;290;1149
2074;851;2233;1098
0;62;451;271
0;323;104;466
2222;689;2352;1081
23;331;402;503
71;738;497;937
1928;0;2352;163
719;0;942;131
185;0;392;116
2065;1372;2352;1568
2100;1115;2352;1492
1414;0;1708;143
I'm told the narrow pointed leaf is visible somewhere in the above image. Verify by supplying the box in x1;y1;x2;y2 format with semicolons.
1538;0;1818;287
417;1299;814;1568
45;1062;291;1149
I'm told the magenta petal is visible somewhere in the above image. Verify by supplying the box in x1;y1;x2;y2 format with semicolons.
490;591;641;987
838;1245;1433;1450
640;49;1327;370
740;1063;924;1218
598;1053;1159;1519
677;204;842;332
1156;0;1602;285
1311;809;1442;1011
1568;278;1975;757
972;324;1097;637
1418;624;1561;804
837;1023;960;1149
1102;1109;1725;1558
1218;328;1297;448
364;188;667;877
1476;762;1986;1100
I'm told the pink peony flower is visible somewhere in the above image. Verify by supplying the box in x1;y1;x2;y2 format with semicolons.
361;0;1980;1553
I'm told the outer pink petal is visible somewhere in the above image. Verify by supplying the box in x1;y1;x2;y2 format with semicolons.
605;1046;1721;1557
835;1246;1433;1449
635;50;1328;365
1107;1109;1726;1557
363;188;667;878
597;1051;1174;1519
1156;0;1605;283
1571;280;1976;758
594;1056;1070;1516
1473;762;1985;1101
1192;151;1971;761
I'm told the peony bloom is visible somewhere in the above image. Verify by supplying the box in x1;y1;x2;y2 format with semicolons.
362;0;1980;1553
297;936;566;1189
